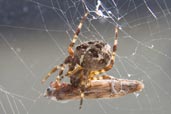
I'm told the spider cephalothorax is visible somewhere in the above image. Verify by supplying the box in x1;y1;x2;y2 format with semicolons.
42;12;119;109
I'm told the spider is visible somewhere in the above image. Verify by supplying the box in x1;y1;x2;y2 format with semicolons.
42;12;119;109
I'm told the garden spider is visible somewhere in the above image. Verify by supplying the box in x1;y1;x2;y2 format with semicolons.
42;12;119;109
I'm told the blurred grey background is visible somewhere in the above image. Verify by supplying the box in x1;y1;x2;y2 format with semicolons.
0;0;171;114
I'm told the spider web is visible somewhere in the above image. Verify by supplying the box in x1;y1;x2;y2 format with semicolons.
0;0;171;114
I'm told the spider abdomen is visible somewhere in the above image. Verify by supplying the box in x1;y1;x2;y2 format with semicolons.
74;41;112;70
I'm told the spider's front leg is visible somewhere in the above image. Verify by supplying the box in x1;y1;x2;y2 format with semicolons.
41;64;66;84
65;65;83;77
42;54;78;84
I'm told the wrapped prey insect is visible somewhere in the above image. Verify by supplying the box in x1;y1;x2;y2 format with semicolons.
44;76;144;102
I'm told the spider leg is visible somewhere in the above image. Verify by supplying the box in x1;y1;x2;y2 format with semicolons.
89;26;119;77
55;64;66;81
41;64;66;84
79;91;84;109
91;75;114;80
65;65;83;77
68;12;89;57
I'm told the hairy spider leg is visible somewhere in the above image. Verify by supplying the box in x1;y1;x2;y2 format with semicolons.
90;75;114;80
56;64;66;81
79;92;84;109
65;65;83;77
79;77;86;110
89;26;119;78
41;64;66;84
68;12;89;57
